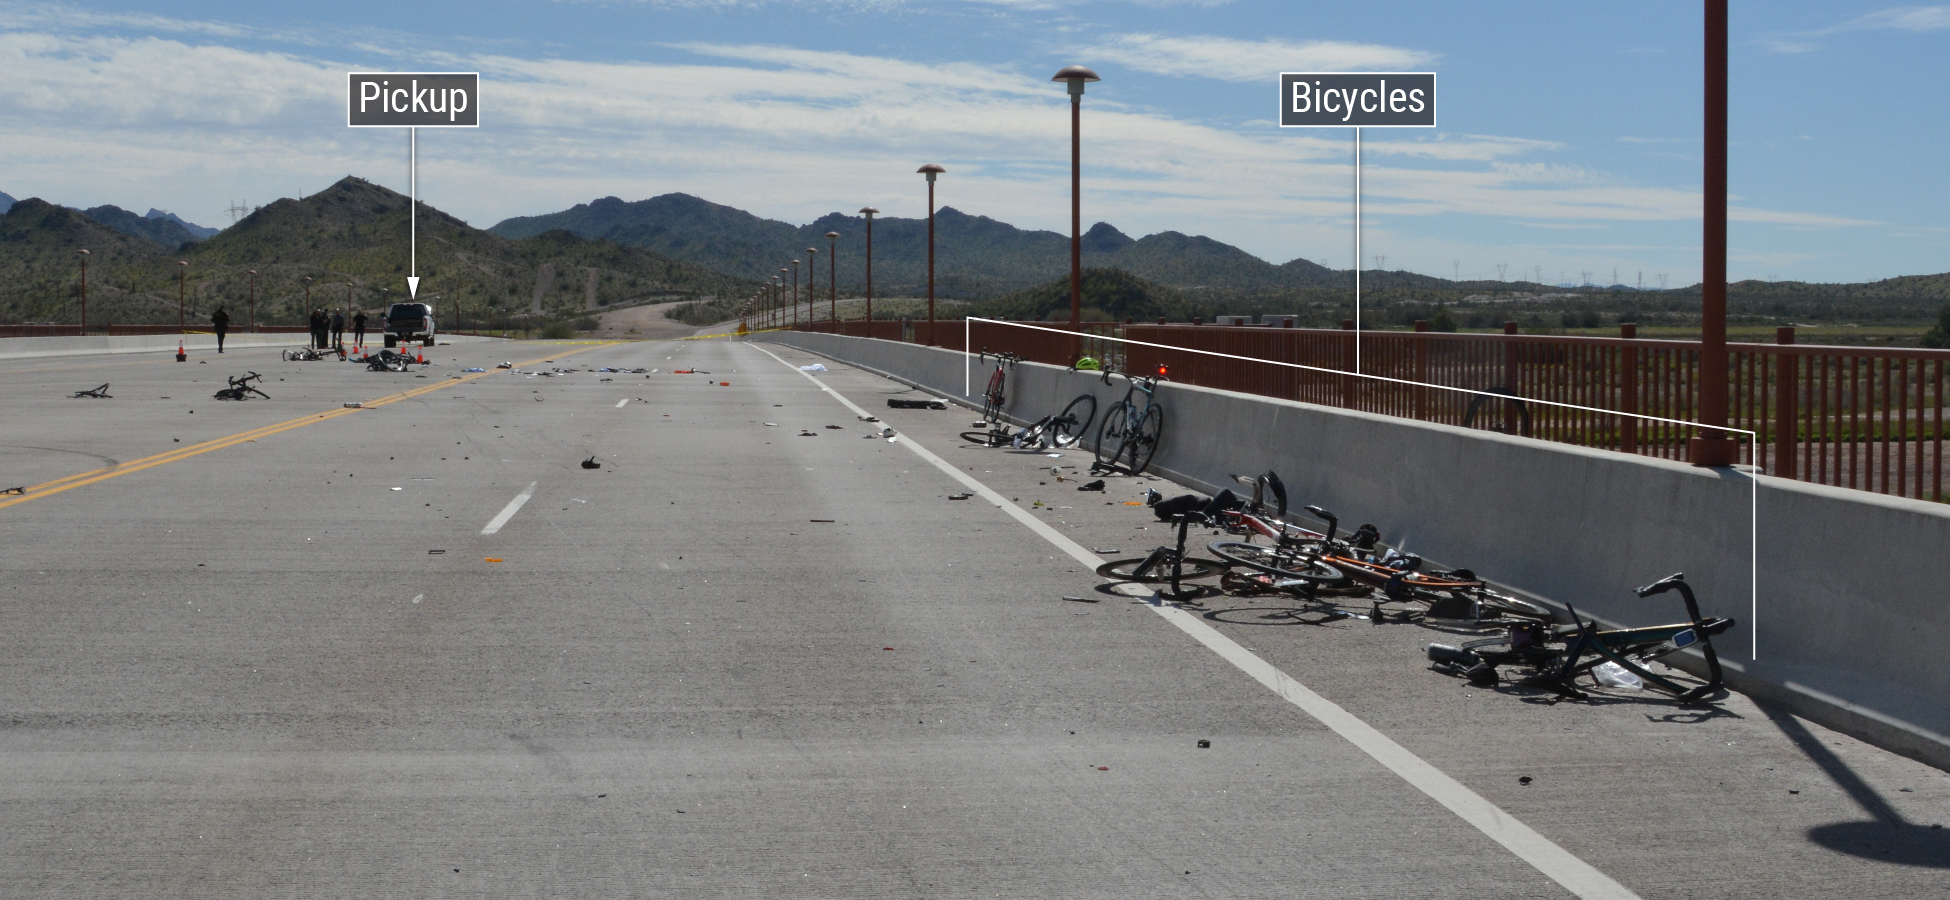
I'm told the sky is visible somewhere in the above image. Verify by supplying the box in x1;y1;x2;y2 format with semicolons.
1;1;1945;286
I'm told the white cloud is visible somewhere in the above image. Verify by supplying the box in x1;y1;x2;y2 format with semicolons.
1841;6;1950;32
1085;33;1437;83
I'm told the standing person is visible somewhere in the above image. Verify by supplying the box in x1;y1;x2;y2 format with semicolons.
331;310;346;348
310;309;326;349
211;306;230;354
352;309;368;348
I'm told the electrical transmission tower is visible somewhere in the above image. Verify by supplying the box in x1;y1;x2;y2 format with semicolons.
226;200;250;225
1373;254;1387;271
1534;265;1543;284
1657;273;1669;290
1452;259;1461;280
1495;263;1509;281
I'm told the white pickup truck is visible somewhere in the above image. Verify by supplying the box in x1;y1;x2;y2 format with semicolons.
383;302;436;348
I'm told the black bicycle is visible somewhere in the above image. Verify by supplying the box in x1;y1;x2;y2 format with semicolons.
959;394;1097;449
1427;573;1732;702
283;346;345;362
1095;514;1226;601
1092;366;1166;475
212;372;269;401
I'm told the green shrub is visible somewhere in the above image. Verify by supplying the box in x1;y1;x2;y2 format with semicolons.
541;321;575;340
1923;304;1950;349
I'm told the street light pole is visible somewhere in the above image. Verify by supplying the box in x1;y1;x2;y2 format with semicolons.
859;207;878;331
805;246;818;328
251;271;261;332
788;263;800;329
1053;65;1100;364
1692;0;1736;468
76;249;89;333
917;164;945;346
176;260;188;333
826;231;839;326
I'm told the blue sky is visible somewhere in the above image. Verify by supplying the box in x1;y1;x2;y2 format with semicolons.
1;1;1945;285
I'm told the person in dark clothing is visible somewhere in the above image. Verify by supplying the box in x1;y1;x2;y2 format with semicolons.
331;310;346;348
310;310;326;349
352;310;368;348
211;306;230;353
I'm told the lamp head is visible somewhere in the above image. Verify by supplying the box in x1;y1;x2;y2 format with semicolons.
1052;65;1100;97
177;260;187;267
917;163;945;183
825;231;840;240
77;248;90;256
859;206;879;217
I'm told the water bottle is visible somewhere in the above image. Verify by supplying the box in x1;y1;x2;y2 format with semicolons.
1594;661;1643;690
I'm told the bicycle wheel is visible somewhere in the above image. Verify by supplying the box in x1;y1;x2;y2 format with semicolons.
1094;402;1132;468
1095;556;1226;583
1126;404;1163;474
1052;394;1097;447
1208;541;1346;585
282;349;303;361
959;430;1005;446
1474;588;1554;623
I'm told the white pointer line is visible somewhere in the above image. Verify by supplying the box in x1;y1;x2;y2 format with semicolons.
481;481;537;535
750;342;1643;900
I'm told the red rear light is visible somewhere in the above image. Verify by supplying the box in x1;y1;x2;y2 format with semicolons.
1157;364;1169;377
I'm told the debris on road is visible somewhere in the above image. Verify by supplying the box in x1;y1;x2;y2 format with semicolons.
799;364;828;372
887;397;947;409
1078;480;1106;492
824;425;842;429
72;384;111;398
810;519;835;523
948;493;972;500
485;558;503;563
1197;739;1211;749
1;486;23;495
764;422;777;427
581;456;602;469
1063;595;1100;603
343;402;363;409
463;367;486;372
799;430;817;437
857;415;880;422
496;362;513;369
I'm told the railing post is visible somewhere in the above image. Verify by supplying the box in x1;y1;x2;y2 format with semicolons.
1775;325;1797;479
1503;321;1519;433
1620;322;1638;454
1341;319;1357;409
1413;320;1429;420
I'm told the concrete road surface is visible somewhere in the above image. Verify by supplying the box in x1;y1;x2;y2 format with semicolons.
0;338;1944;899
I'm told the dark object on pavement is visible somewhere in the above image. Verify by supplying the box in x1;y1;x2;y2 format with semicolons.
1196;739;1211;748
1;486;23;495
948;492;972;500
1150;489;1241;522
581;456;601;469
212;372;269;401
1063;595;1099;603
1077;479;1105;492
887;397;947;409
1519;776;1533;785
73;384;111;398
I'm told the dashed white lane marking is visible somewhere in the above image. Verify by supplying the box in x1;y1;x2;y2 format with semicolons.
481;481;538;535
750;342;1642;900
614;398;629;408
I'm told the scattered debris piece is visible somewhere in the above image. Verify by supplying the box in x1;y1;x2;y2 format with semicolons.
798;364;828;372
764;422;777;427
485;558;503;563
824;425;843;429
798;430;817;437
72;384;111;398
1090;548;1119;554
496;362;513;369
1518;776;1533;785
1197;739;1211;749
948;493;972;500
1;486;23;495
810;519;835;523
857;415;880;422
1078;480;1106;492
390;487;403;491
343;402;363;409
428;549;445;555
1063;595;1099;604
580;456;602;469
888;398;947;409
463;367;486;372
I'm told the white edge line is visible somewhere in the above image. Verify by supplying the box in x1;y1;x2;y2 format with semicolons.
480;481;537;535
615;398;629;408
747;342;1643;900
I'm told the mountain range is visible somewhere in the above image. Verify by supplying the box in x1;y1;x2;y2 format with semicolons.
0;177;758;328
489;194;1350;299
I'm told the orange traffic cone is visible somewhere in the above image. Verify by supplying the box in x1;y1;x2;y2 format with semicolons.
176;341;186;362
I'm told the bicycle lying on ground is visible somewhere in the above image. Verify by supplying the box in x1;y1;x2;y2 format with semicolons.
283;346;345;362
212;372;269;401
959;394;1097;449
1426;573;1732;701
1205;471;1552;625
1095;513;1227;601
1092;366;1166;476
362;350;418;372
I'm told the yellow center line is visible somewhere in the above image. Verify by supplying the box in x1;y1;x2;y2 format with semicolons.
0;343;613;512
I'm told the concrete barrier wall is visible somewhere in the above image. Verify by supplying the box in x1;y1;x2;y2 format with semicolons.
755;331;1950;771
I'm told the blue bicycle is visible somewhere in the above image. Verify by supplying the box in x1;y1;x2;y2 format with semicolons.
1092;366;1165;475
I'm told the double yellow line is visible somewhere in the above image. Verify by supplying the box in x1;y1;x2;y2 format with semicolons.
0;344;608;513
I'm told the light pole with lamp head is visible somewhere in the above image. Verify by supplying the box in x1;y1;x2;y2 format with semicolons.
859;207;878;330
76;249;89;333
805;246;818;327
1053;65;1100;364
176;260;188;333
301;276;311;336
917;164;945;345
826;231;840;326
789;260;800;329
250;270;261;332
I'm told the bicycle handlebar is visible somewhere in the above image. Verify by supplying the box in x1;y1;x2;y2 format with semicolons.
1633;572;1687;598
